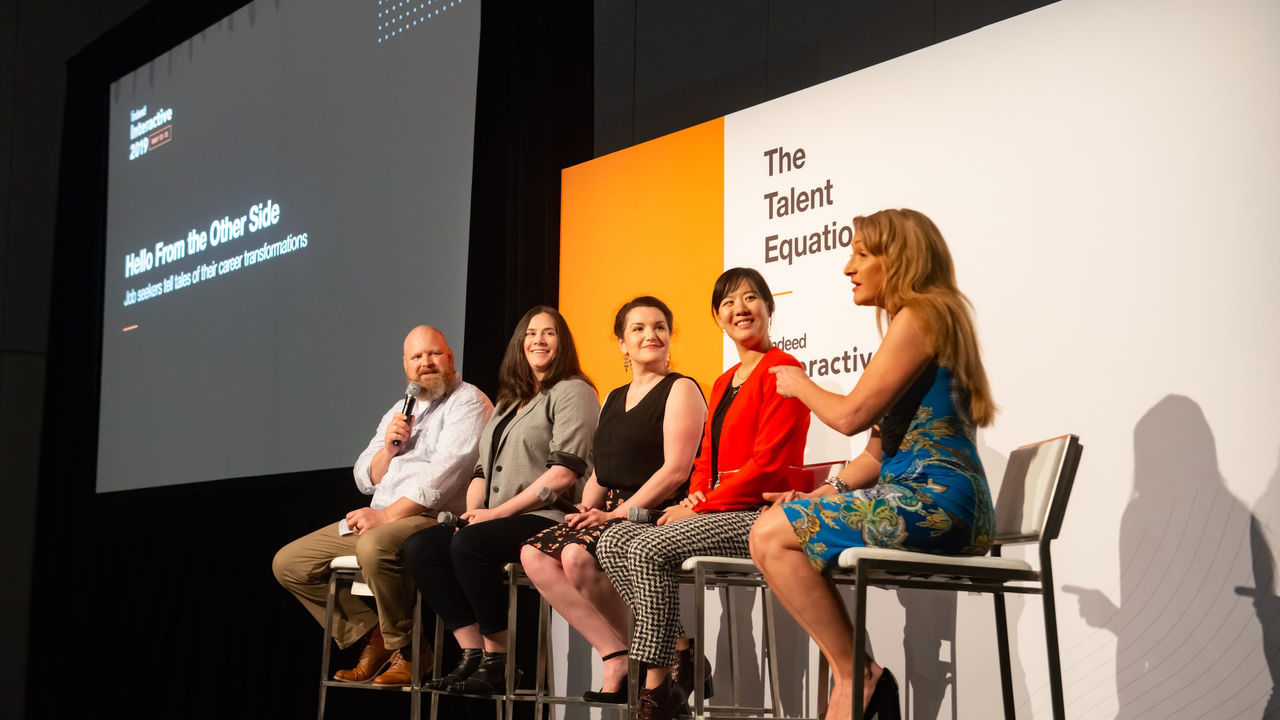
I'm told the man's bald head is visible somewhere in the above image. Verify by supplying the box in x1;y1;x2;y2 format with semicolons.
403;325;456;400
404;325;447;352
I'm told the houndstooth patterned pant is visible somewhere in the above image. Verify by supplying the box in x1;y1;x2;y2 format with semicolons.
595;509;762;666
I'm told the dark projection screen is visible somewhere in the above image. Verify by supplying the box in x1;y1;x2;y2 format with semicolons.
98;0;481;493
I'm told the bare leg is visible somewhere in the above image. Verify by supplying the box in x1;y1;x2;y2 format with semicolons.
646;665;672;690
750;505;882;717
482;629;507;654
521;544;630;690
452;622;484;650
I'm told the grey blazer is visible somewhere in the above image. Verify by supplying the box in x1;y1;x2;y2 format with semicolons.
474;377;599;522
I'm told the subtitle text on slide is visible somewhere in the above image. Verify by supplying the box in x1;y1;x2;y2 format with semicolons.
120;199;309;307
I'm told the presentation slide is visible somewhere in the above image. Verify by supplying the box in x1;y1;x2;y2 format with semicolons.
98;0;482;493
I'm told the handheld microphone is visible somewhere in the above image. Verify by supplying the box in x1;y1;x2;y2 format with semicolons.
436;511;468;528
627;506;658;524
392;382;420;447
536;486;581;514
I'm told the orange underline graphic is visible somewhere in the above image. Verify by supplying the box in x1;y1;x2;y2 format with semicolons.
123;325;138;332
773;290;794;297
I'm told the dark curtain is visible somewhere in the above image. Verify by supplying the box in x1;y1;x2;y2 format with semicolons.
463;0;594;402
26;0;591;717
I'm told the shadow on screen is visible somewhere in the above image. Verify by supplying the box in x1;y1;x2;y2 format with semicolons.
1061;394;1267;718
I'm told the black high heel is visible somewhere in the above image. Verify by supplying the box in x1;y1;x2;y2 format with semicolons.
864;668;901;720
582;648;628;704
423;648;482;690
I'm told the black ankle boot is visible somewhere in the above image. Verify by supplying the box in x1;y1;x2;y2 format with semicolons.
448;651;520;696
672;640;713;700
635;677;688;720
423;648;482;690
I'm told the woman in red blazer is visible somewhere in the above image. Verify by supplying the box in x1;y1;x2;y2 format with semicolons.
596;267;810;720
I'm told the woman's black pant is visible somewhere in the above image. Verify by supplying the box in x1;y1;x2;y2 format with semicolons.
403;513;556;635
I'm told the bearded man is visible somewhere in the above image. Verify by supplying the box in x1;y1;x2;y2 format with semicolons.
273;325;492;685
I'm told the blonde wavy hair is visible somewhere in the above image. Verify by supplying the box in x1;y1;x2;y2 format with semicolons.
854;208;996;426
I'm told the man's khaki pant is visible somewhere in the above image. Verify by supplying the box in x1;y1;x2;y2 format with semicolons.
272;516;435;650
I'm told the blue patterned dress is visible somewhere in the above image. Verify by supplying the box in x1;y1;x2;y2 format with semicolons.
782;362;994;571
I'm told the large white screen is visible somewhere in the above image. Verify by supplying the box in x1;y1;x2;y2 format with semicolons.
98;0;482;493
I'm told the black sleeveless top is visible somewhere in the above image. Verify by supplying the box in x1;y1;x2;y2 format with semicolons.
593;372;688;492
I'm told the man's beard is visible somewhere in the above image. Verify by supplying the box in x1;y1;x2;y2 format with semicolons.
417;369;456;401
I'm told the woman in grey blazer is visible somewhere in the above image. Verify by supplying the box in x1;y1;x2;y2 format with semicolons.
403;306;599;695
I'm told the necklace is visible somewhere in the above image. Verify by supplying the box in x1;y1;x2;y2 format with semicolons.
732;343;772;386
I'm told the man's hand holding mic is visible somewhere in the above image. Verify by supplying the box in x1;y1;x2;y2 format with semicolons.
385;381;420;454
384;413;412;455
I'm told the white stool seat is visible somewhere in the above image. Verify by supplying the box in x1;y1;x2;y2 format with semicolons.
837;546;1034;574
680;556;761;574
329;555;372;596
330;555;360;571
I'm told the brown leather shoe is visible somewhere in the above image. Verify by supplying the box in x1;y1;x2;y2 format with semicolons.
634;678;688;720
372;643;434;687
333;631;393;683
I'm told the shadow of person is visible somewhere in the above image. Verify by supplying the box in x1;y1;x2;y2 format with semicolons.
1062;394;1263;718
894;589;956;719
765;589;817;716
1239;447;1280;718
713;586;765;710
561;627;593;720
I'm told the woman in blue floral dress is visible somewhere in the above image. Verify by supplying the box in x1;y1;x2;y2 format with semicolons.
749;208;996;720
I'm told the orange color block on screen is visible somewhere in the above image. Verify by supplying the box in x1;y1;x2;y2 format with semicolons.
560;118;724;399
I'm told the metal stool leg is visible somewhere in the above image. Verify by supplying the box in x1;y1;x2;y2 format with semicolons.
693;564;708;719
534;595;550;720
726;586;742;711
993;590;1016;720
428;615;444;720
762;587;782;717
628;609;640;714
411;592;422;720
852;563;868;720
1041;552;1066;720
318;570;343;720
505;567;518;720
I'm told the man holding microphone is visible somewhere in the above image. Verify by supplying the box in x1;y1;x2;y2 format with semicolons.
272;325;492;685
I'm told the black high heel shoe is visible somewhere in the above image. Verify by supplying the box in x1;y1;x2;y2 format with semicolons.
582;649;628;704
423;648;482;690
864;668;901;720
448;651;522;696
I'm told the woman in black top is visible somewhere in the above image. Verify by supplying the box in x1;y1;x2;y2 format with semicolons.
520;296;706;703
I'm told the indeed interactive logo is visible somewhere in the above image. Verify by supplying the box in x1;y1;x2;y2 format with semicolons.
127;105;174;162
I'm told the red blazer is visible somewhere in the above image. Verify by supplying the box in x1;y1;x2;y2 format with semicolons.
690;347;811;512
